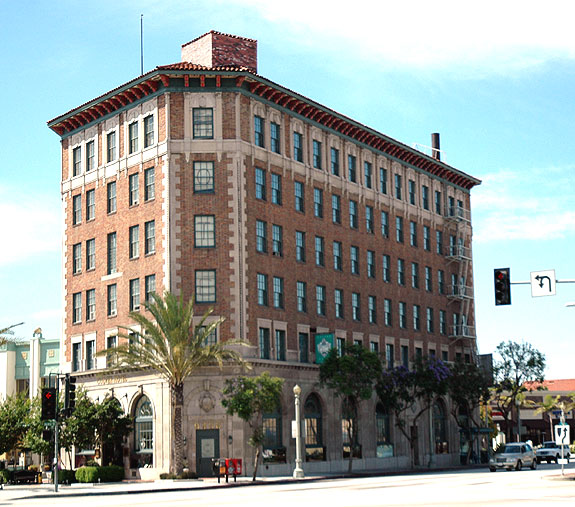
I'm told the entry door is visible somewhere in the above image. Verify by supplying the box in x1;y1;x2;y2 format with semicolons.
196;429;220;477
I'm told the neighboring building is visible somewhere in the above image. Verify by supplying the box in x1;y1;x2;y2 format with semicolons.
0;329;60;401
47;31;480;478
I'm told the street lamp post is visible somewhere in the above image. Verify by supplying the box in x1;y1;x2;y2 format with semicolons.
293;385;305;479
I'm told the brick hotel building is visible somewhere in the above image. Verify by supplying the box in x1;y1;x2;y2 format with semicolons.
48;31;480;478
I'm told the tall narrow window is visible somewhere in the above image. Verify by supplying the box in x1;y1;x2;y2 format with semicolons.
129;225;140;259
349;200;358;229
85;340;95;370
366;205;374;233
256;220;267;253
399;302;407;329
410;221;417;247
352;292;361;321
107;284;117;317
438;269;445;295
422;185;429;210
331;147;339;176
259;328;271;360
72;292;82;323
294;181;305;212
379;167;388;194
364;162;373;189
130;278;140;311
408;180;416;205
194;215;215;248
314;188;323;218
86;141;95;172
381;210;389;238
386;344;395;369
107;232;117;275
272;224;283;257
128;121;139;154
333;241;342;271
145;220;155;254
395;174;402;200
350;246;359;275
313;140;322;169
396;216;404;243
144;115;154;148
195;270;216;303
72;342;81;371
107;181;117;214
368;295;377;324
129;173;139;206
299;333;309;363
72;243;82;274
297;281;307;312
254;115;265;147
413;304;421;331
86;289;96;321
397;258;405;285
193;161;214;193
85;190;95;222
382;254;391;282
270;122;280;154
332;194;341;224
193;108;214;139
257;273;269;306
425;267;432;292
73;147;82;176
72;194;82;225
145;274;156;302
273;277;284;309
367;250;375;278
436;230;444;255
255;168;266;200
316;285;326;316
271;173;282;205
384;299;392;326
348;155;357;183
86;238;95;270
435;190;442;214
275;330;286;361
293;132;303;162
423;225;431;251
106;131;117;163
144;167;155;201
440;310;447;335
335;289;344;318
295;231;305;262
427;307;434;333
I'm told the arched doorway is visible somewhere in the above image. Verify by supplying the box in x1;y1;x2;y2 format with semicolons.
133;395;154;468
304;393;325;461
433;399;448;454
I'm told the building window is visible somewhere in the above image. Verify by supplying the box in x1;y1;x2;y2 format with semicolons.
73;146;82;176
145;274;156;303
376;404;392;458
349;200;358;229
86;140;95;172
255;167;266;200
433;401;448;454
85;340;95;370
408;179;416;205
129;173;139;206
379;167;388;194
438;269;445;295
348;155;357;183
193;108;214;139
381;210;389;238
256;220;267;253
130;278;140;311
364;162;373;189
366;206;374;234
370;341;379;353
440;310;447;335
144;115;154;148
107;181;117;214
72;243;82;274
107;283;117;317
435;190;442;215
335;288;344;318
394;174;402;200
195;270;216;303
299;332;309;363
85;289;96;321
423;225;431;251
382;254;391;282
316;285;326;316
106;131;117;163
304;394;323;458
352;292;361;321
367;250;375;278
368;295;377;324
312;188;324;219
193;161;214;193
410;221;417;247
413;304;421;331
333;241;342;271
313;140;322;169
270;122;280;153
448;196;455;216
107;232;117;275
427;307;434;333
293;132;303;162
400;345;409;368
422;185;429;210
128;121;139;154
134;396;154;461
350;246;359;275
72;194;81;225
254;115;265;148
257;273;268;306
275;330;286;361
384;299;392;326
295;231;305;262
144;220;155;254
262;405;283;456
271;173;282;205
412;262;419;289
331;147;340;176
294;181;305;212
396;216;404;243
386;343;395;369
72;292;82;324
129;225;140;259
144;167;155;201
86;238;95;270
72;342;81;372
272;224;283;257
397;258;405;286
297;281;307;312
315;236;325;267
273;276;284;309
332;194;341;224
435;230;443;255
200;326;217;346
194;215;215;248
425;267;432;292
399;302;407;329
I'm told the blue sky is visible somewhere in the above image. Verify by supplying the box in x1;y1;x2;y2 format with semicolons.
2;0;575;378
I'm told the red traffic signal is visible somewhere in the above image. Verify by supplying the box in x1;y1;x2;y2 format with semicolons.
41;387;57;420
494;268;511;306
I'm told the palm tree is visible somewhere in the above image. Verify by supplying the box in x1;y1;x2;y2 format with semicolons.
98;291;246;475
534;395;561;441
0;322;24;346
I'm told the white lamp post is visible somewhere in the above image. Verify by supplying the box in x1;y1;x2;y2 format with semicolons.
293;384;305;479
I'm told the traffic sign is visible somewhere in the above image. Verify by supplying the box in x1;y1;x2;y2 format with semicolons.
555;424;570;446
531;269;556;297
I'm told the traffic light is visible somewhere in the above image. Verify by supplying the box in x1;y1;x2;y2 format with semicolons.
41;388;57;420
64;374;77;415
42;429;53;442
494;268;511;306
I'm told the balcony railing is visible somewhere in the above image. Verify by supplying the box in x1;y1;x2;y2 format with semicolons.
447;285;474;300
445;207;471;223
448;324;476;340
446;245;471;261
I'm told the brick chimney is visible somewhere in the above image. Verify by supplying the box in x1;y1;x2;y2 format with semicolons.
181;31;257;73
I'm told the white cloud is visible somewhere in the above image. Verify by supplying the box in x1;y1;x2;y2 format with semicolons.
0;186;60;266
218;0;575;76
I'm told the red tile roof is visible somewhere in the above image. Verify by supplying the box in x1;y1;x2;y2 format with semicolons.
525;379;575;392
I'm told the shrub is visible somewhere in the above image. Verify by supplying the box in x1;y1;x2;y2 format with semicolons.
0;470;10;484
178;471;198;479
98;465;124;482
160;472;177;479
75;466;98;483
85;459;99;467
58;469;77;484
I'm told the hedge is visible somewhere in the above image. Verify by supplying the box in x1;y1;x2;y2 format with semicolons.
75;465;124;483
58;469;77;484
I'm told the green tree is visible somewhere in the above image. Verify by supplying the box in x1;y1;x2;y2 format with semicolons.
376;356;450;468
97;291;245;475
447;360;491;463
319;343;381;472
94;396;132;465
491;340;545;441
221;372;284;481
0;393;31;455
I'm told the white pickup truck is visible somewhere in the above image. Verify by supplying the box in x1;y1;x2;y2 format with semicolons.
536;441;571;463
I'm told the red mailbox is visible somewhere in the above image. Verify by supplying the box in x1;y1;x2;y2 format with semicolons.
225;458;242;476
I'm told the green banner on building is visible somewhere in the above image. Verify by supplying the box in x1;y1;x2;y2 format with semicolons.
315;333;334;364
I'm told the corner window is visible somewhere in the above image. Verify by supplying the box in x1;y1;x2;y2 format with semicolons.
72;194;82;225
144;168;155;201
193;108;214;139
331;148;339;176
348;155;356;183
255;168;266;200
107;181;117;214
86;189;95;221
313;140;322;170
130;278;140;311
73;147;82;177
144;115;155;148
144;220;156;255
129;173;139;206
293;132;303;162
106;131;117;163
254;115;265;148
86;141;95;172
128;121;139;154
270;122;281;154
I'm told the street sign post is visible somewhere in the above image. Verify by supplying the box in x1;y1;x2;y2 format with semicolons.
555;423;570;475
530;270;556;297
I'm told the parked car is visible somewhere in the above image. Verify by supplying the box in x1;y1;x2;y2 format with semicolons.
489;443;537;471
536;441;570;463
